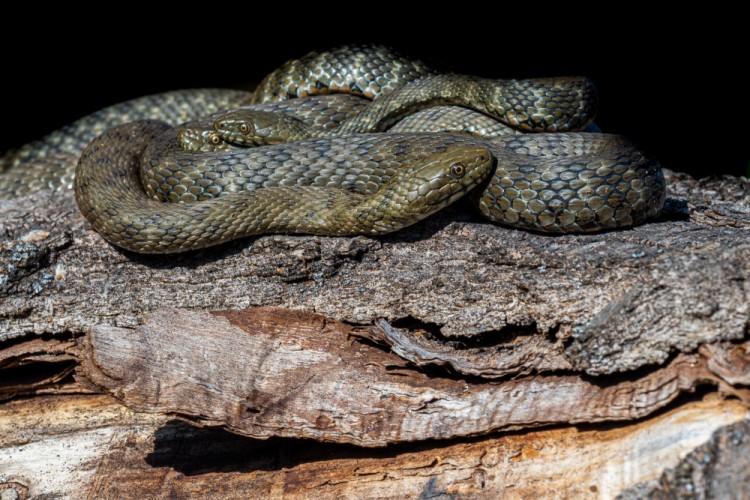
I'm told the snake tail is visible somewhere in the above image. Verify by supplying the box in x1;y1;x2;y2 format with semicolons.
75;121;493;254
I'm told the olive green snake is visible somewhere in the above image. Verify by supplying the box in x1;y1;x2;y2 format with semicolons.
0;45;665;254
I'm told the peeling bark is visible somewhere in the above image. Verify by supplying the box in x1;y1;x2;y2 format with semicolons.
0;337;79;401
78;307;749;446
363;318;571;377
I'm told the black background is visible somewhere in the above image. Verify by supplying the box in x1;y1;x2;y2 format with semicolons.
3;12;746;179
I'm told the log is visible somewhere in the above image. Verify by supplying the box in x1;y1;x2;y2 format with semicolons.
1;168;749;496
0;394;747;498
2;170;748;375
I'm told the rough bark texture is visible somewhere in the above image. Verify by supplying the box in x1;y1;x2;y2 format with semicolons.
1;169;749;497
2;170;748;376
619;419;750;499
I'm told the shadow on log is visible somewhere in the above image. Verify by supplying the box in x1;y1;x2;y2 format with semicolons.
1;394;747;498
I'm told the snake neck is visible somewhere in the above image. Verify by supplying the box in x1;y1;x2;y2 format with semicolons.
236;74;600;143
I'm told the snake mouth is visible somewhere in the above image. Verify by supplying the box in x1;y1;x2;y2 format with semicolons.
440;188;473;207
442;177;487;206
431;166;494;208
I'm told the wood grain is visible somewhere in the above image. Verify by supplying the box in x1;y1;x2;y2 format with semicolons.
1;395;746;499
81;307;749;446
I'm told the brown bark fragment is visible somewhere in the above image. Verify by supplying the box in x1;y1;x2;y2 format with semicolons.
363;318;571;377
0;337;79;401
80;307;748;446
0;337;76;367
701;342;750;386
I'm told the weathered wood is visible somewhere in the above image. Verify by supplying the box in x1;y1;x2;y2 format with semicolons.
79;307;749;446
0;337;79;401
1;170;748;376
619;419;750;499
1;394;746;499
0;394;171;498
1;169;749;494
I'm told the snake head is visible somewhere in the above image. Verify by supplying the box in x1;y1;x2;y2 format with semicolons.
362;146;494;236
406;146;494;213
357;146;493;234
178;127;233;152
214;110;310;146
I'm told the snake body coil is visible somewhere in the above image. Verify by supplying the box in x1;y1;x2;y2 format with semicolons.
0;45;666;253
131;126;663;240
75;121;494;253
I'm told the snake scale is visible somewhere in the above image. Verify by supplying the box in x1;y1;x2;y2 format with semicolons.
0;45;665;253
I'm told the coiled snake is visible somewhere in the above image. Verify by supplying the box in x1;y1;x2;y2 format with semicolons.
0;45;665;253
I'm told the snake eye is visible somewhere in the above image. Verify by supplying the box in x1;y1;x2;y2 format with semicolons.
450;162;466;178
209;133;221;145
239;122;250;134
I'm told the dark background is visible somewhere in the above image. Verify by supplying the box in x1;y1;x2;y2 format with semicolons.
3;14;746;179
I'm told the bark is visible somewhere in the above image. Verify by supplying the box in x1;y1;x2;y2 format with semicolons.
1;169;749;496
80;307;748;446
1;171;748;375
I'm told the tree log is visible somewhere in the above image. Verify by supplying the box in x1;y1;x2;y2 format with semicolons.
2;171;748;374
1;394;747;498
1;168;749;496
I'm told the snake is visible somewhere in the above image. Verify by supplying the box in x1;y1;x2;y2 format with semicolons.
76;122;494;253
0;45;666;254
